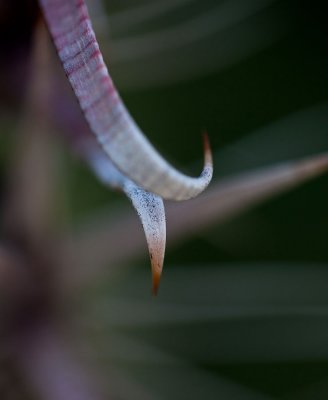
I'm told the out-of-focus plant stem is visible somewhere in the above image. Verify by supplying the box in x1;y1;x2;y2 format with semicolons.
13;323;105;400
0;22;107;400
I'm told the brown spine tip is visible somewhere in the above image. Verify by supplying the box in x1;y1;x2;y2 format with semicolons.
151;253;163;296
202;131;213;166
152;269;161;296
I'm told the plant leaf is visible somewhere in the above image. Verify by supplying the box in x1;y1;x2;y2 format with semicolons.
39;0;213;200
58;152;328;290
80;140;166;294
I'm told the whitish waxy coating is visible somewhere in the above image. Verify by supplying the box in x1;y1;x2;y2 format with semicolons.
83;141;166;294
39;0;213;200
124;184;165;295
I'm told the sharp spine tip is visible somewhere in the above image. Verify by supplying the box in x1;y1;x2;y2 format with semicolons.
202;131;213;166
151;268;161;296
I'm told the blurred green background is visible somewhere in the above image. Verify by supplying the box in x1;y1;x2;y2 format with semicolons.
1;0;328;399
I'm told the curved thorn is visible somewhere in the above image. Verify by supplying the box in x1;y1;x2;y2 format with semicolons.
56;152;328;292
39;0;213;201
123;183;166;296
81;140;166;294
